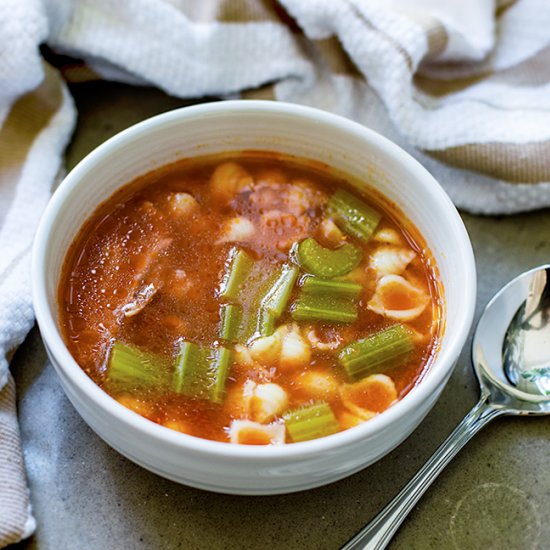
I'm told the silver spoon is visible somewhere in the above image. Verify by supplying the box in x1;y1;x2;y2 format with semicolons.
342;265;550;550
503;266;550;395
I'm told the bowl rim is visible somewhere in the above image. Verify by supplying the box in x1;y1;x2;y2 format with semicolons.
32;99;476;461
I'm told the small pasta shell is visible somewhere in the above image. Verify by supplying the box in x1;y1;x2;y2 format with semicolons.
367;274;429;322
305;328;342;351
217;217;255;244
210;161;253;204
295;370;339;400
372;228;404;246
340;374;397;419
165;192;200;217
279;326;311;371
234;344;255;367
228;419;286;445
370;245;416;277
248;333;283;365
244;381;289;423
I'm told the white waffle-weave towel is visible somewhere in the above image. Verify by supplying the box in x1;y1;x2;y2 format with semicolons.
2;0;550;544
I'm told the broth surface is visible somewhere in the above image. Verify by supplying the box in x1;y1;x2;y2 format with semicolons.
59;153;443;444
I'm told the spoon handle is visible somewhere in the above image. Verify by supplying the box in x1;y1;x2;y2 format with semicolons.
341;395;505;550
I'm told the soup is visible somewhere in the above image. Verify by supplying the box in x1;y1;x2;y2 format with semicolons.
59;153;443;445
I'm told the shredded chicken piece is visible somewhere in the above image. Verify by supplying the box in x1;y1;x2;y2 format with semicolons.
260;210;298;227
132;237;173;283
118;283;158;318
250;178;326;216
260;209;311;252
285;179;326;215
367;274;429;322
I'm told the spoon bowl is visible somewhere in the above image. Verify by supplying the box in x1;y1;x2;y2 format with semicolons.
473;264;550;413
343;265;550;550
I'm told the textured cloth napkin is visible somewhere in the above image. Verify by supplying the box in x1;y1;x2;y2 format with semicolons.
2;0;550;544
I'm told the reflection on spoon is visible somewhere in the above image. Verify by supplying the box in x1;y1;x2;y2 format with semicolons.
342;265;550;550
503;267;550;395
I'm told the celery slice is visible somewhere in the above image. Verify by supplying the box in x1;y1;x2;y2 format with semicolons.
108;342;168;388
262;264;300;317
291;293;358;323
173;342;232;403
254;264;299;339
339;324;414;379
301;275;362;299
257;308;277;337
327;189;381;242
172;341;209;397
219;247;254;302
238;263;277;341
219;303;242;343
294;238;362;278
283;402;339;442
209;346;232;404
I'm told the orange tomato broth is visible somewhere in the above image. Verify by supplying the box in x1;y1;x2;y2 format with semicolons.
58;152;444;444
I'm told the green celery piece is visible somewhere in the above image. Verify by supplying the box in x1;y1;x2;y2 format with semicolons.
257;308;277;337
251;264;299;339
219;247;254;302
219;304;242;343
239;261;280;342
172;341;210;398
327;189;381;242
209;346;232;404
295;238;362;278
262;264;300;317
283;402;340;442
108;342;168;388
173;342;233;403
291;293;358;324
339;324;414;380
301;275;362;299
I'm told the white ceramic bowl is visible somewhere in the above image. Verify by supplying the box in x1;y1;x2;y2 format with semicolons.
32;100;476;495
